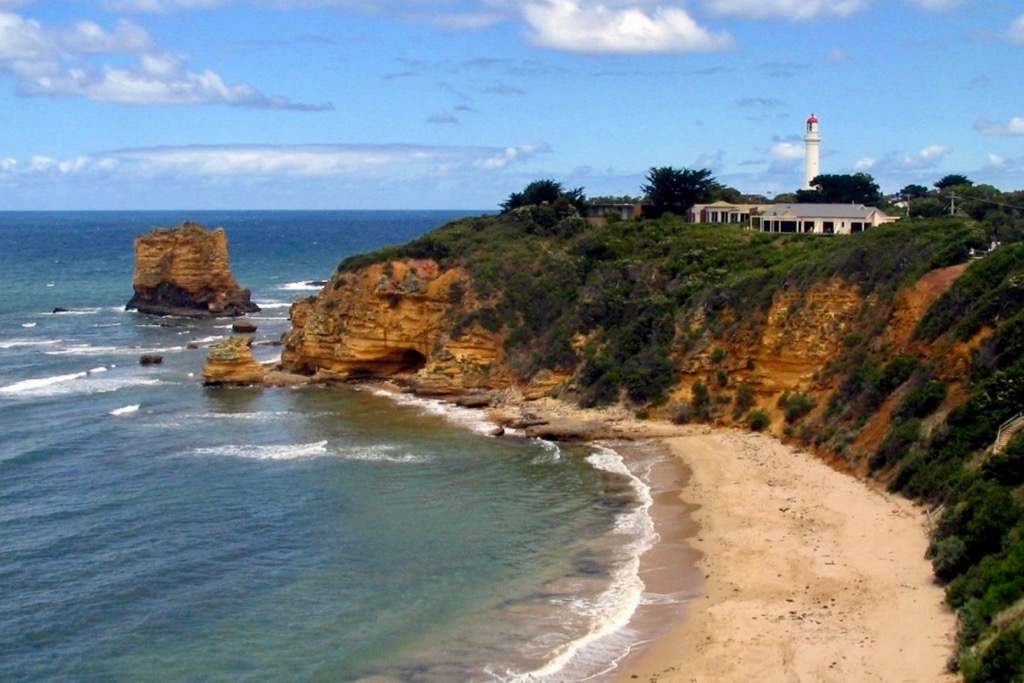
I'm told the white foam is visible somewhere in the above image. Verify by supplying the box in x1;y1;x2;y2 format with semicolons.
109;404;140;416
88;366;108;374
365;387;500;436
0;339;61;350
0;372;159;398
0;371;88;396
278;281;324;292
44;344;182;356
190;336;225;345
21;322;37;328
507;444;658;683
50;307;103;316
203;410;293;421
255;302;292;310
191;440;329;461
338;444;429;464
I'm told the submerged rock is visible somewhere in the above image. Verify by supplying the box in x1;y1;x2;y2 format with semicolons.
126;222;260;318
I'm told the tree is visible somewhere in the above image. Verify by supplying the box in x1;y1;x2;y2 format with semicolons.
641;167;715;217
709;182;742;203
935;174;973;191
500;179;586;214
796;173;882;206
900;184;930;199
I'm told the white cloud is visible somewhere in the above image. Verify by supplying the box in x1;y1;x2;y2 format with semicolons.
522;0;733;53
827;48;851;64
858;145;951;173
702;0;867;20
2;143;547;179
906;0;963;10
0;10;329;109
427;110;459;124
770;141;803;163
986;153;1007;169
974;117;1024;136
1011;14;1024;44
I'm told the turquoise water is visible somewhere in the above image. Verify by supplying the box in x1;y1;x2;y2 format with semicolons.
0;211;672;682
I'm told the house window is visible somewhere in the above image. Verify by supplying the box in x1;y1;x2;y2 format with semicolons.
851;222;864;233
803;221;814;233
781;220;797;233
823;221;835;234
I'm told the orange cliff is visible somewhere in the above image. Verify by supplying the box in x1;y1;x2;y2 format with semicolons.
279;255;975;444
281;259;511;394
126;222;260;318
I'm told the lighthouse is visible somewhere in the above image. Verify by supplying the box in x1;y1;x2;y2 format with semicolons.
804;113;821;189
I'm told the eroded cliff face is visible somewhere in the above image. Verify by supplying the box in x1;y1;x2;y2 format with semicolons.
126;222;260;317
280;256;972;421
281;259;511;393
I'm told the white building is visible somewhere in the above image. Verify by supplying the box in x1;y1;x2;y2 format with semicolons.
805;113;821;189
686;201;772;224
751;203;899;235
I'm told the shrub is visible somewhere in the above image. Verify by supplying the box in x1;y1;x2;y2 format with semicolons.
964;625;1024;683
778;391;817;423
734;382;755;414
672;403;693;424
748;409;771;432
710;346;726;363
895;379;948;422
871;418;921;471
692;380;710;419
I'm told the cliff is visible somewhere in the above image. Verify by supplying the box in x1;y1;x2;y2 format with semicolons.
126;221;260;317
281;259;512;393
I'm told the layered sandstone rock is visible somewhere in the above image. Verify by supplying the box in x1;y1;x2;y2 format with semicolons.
126;222;260;317
202;336;266;387
281;259;510;393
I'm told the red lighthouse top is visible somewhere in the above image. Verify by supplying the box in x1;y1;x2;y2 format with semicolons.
807;113;819;124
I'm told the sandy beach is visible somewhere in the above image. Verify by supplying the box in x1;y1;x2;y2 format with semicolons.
615;425;958;683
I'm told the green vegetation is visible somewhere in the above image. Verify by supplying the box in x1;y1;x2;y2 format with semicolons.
336;179;1024;679
797;172;882;206
640;166;716;218
748;409;771;432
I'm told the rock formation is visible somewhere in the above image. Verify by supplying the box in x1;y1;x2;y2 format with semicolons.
126;222;260;318
202;336;266;387
281;259;511;393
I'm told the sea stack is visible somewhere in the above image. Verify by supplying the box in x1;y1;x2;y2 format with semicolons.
126;222;260;317
201;336;266;387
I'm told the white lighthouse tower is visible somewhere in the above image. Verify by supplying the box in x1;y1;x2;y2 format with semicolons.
804;113;821;189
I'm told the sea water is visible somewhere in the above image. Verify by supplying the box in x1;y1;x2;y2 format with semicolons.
0;211;685;682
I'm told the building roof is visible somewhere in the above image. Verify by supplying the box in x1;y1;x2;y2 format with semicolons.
807;113;818;124
760;203;886;219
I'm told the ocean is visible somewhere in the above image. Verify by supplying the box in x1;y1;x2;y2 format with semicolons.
0;211;690;682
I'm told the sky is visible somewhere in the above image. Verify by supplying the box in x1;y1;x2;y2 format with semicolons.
1;0;1023;210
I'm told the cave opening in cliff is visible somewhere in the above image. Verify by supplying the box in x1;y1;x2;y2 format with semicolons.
396;348;427;374
349;348;427;379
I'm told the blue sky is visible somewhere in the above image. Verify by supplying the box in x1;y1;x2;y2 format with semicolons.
1;0;1023;209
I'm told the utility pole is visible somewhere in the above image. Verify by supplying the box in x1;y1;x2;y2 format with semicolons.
949;191;956;216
